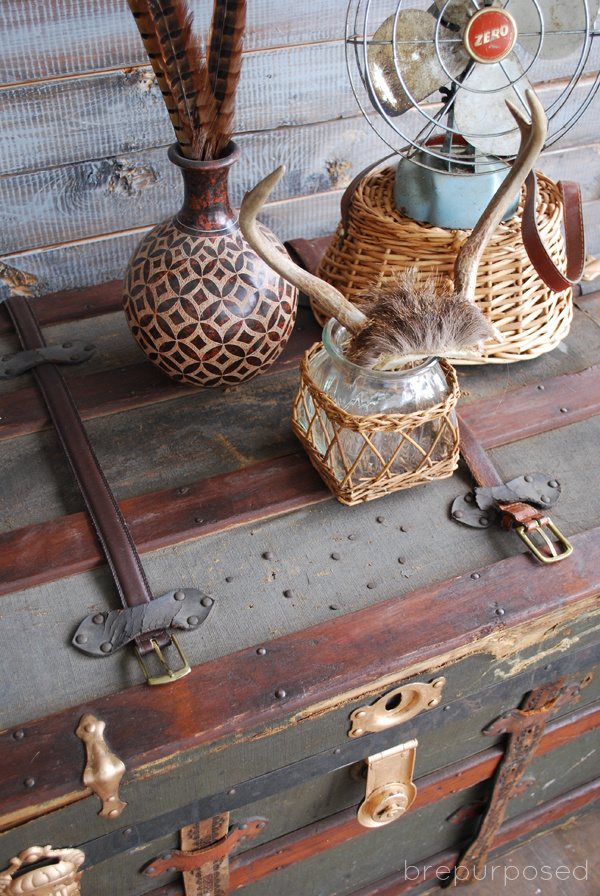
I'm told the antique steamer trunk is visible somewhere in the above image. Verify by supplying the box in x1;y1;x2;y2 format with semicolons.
1;276;600;896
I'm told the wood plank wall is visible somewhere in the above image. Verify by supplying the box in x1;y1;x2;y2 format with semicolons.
0;0;599;295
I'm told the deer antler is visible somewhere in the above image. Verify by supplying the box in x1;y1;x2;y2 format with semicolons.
238;167;367;334
239;90;547;370
453;88;548;301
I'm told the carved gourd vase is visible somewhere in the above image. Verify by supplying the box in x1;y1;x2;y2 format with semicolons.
122;142;298;387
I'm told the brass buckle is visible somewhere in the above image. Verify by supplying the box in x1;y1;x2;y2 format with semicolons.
515;518;573;564
135;633;191;685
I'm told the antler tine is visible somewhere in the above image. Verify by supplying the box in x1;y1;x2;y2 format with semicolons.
239;166;367;334
453;88;548;301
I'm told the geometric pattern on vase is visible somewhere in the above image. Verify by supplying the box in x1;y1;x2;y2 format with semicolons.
123;220;297;387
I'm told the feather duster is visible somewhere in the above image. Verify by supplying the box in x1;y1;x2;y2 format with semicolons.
126;0;246;161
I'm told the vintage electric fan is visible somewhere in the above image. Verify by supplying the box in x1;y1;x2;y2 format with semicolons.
346;0;600;227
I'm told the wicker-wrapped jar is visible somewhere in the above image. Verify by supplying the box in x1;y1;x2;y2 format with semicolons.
292;320;460;505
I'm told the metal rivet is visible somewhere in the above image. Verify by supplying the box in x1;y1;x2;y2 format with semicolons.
471;572;480;580
348;534;357;540
228;789;236;796
398;556;405;564
100;642;112;653
331;552;340;560
354;728;363;736
479;517;490;526
428;699;439;707
257;822;266;829
376;516;385;523
12;730;25;740
544;664;552;671
366;581;376;589
443;705;451;711
195;517;204;524
329;604;340;610
178;487;188;494
400;525;408;532
498;727;507;735
464;493;474;503
283;589;294;599
122;828;133;836
70;355;81;362
256;647;267;655
537;384;545;390
24;777;35;788
540;495;551;504
75;634;88;644
201;597;213;607
454;510;463;519
187;616;199;626
263;551;273;560
92;614;104;624
495;608;505;616
275;689;286;699
333;748;341;755
174;591;185;601
524;474;534;483
166;867;177;874
146;868;155;875
225;576;234;582
356;711;366;717
108;808;119;817
548;480;558;488
560;407;568;413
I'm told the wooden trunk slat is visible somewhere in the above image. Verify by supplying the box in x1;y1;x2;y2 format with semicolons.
1;523;599;825
0;281;123;335
0;361;598;595
0;317;322;440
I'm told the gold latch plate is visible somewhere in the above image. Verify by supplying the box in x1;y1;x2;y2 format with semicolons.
357;739;418;828
349;677;445;737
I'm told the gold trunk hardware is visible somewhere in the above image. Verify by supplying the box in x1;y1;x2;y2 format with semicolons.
357;740;418;828
349;677;445;737
0;846;85;896
76;714;127;819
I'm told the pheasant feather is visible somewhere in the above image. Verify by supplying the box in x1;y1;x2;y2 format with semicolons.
126;0;245;160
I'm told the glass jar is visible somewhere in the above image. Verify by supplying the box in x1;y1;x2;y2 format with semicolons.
294;319;458;489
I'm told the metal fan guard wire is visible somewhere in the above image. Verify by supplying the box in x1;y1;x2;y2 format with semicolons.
345;0;600;174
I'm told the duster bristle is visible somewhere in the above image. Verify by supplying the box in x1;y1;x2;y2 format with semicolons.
346;270;496;367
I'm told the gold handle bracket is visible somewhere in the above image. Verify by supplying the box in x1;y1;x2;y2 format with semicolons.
76;713;127;819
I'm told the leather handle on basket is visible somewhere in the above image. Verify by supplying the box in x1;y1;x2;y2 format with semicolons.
521;171;585;291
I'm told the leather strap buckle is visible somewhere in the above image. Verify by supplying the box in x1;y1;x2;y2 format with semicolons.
514;517;573;564
135;632;191;685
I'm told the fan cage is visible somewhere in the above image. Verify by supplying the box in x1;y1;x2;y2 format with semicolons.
345;0;600;175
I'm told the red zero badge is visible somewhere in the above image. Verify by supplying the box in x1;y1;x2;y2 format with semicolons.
463;8;517;64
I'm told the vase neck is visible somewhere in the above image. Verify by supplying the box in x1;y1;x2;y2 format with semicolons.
170;143;239;234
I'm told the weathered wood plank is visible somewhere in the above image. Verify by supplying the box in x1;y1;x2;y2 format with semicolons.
3;124;599;259
0;0;349;86
0;192;344;293
0;118;376;256
1;49;599;179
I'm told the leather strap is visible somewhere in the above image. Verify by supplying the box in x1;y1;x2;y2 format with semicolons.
457;413;548;531
448;679;565;885
180;815;230;896
5;294;170;655
519;171;584;292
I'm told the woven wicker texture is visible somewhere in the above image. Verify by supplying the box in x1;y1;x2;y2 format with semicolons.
292;346;460;505
315;167;572;363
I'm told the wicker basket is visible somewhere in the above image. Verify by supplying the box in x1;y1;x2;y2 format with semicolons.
292;345;460;505
315;166;572;363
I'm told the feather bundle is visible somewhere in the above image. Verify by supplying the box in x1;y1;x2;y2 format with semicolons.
346;270;497;369
127;0;246;160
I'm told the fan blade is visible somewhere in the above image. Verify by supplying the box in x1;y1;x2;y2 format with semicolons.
434;0;478;30
453;54;534;155
367;8;470;116
511;0;599;60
